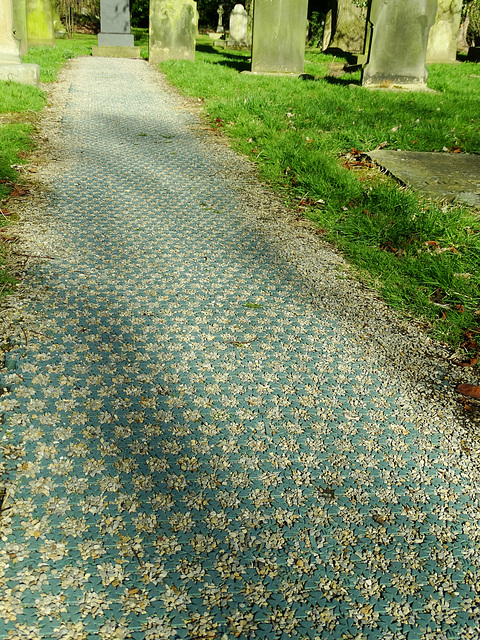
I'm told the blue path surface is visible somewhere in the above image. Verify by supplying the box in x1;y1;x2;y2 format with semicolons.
1;57;480;640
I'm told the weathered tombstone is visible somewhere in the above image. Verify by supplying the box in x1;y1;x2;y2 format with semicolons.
426;0;462;62
0;0;39;84
52;0;67;39
26;0;55;46
93;0;140;58
228;4;248;48
216;4;224;33
12;0;28;55
362;0;438;90
324;0;368;54
149;0;197;64
250;0;309;74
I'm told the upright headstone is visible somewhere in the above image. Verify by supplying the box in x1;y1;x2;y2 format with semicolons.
93;0;140;58
251;0;309;74
362;0;438;90
149;0;197;64
0;0;39;85
426;0;462;63
216;4;224;33
12;0;28;55
26;0;55;46
228;4;248;48
324;0;368;54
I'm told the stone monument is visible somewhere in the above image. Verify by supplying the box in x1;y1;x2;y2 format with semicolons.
228;4;248;48
0;0;39;85
362;0;438;90
250;0;309;74
52;1;67;39
323;0;368;54
216;4;224;33
426;0;462;63
93;0;141;58
149;0;197;64
26;0;55;46
12;0;28;55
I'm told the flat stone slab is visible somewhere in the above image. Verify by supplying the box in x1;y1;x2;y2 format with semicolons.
368;149;480;206
92;45;141;58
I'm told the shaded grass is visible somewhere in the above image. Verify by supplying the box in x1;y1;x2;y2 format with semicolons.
160;41;480;349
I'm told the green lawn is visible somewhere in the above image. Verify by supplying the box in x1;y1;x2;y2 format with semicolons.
159;38;480;351
1;34;479;354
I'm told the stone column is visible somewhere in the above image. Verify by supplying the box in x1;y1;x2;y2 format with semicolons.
362;0;438;90
149;0;197;64
251;0;309;74
13;0;28;55
426;0;462;63
93;0;140;58
0;0;39;84
26;0;55;46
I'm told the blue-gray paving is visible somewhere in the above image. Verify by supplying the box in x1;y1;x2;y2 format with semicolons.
1;57;480;639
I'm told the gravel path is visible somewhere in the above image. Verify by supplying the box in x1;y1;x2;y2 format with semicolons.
1;56;480;639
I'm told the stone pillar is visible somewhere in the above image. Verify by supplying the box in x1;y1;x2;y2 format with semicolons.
149;0;197;64
228;4;248;48
93;0;140;58
324;0;368;54
362;0;438;90
26;0;55;46
13;0;28;55
251;0;309;74
0;0;39;84
426;0;462;63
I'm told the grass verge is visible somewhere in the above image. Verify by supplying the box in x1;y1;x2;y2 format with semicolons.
0;34;98;300
160;39;480;353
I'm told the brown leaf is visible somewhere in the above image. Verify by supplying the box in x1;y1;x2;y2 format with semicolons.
457;383;480;398
457;353;479;367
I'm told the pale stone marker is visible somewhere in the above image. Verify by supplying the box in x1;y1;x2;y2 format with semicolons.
426;0;462;63
251;0;309;74
93;0;140;58
52;1;67;39
0;0;39;85
149;0;197;64
216;4;224;33
12;0;28;55
228;4;248;48
26;0;55;46
362;0;438;90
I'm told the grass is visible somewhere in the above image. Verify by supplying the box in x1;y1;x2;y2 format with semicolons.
1;34;479;354
0;34;98;300
159;37;480;350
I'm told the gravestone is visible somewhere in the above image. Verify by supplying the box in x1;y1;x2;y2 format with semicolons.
426;0;462;63
93;0;140;58
228;4;248;48
52;1;67;38
250;0;308;74
149;0;197;64
216;3;224;33
12;0;28;55
0;0;39;85
26;0;55;46
324;0;368;54
362;0;438;90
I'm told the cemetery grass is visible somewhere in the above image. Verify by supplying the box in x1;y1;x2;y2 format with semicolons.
161;41;480;352
0;35;96;300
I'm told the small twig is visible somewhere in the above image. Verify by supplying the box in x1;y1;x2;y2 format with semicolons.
21;326;28;345
132;546;143;567
11;252;55;260
225;336;258;345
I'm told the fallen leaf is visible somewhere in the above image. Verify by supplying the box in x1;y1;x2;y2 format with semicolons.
457;353;479;367
457;383;480;398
